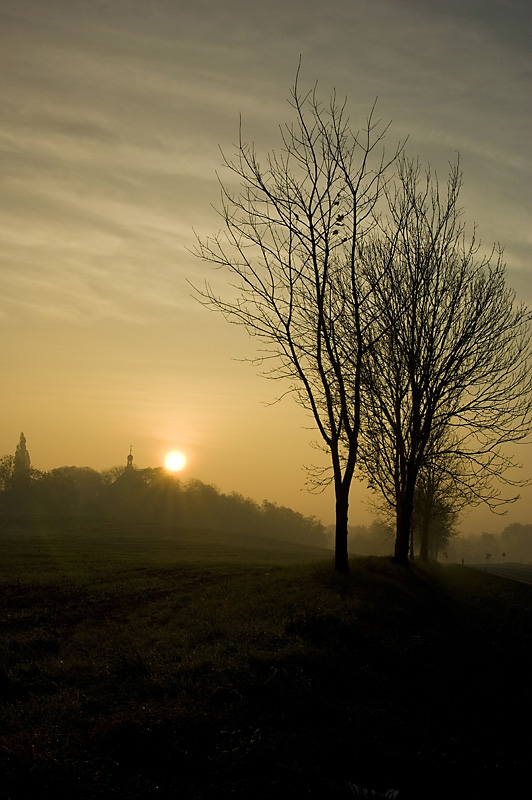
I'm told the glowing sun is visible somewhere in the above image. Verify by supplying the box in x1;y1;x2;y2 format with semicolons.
164;450;187;472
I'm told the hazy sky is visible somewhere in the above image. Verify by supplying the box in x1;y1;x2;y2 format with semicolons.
1;0;531;533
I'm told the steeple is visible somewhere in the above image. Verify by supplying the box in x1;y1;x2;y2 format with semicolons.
126;445;133;470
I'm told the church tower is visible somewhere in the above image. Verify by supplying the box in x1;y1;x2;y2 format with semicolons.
107;444;144;515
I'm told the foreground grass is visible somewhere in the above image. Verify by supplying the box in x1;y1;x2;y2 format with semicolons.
0;516;531;798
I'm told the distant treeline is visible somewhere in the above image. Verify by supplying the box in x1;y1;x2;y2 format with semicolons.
445;524;532;564
0;455;327;548
328;521;532;564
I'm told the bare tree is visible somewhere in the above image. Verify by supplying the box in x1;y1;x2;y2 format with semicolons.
412;454;460;563
358;157;532;564
366;447;460;564
368;426;498;563
194;75;400;571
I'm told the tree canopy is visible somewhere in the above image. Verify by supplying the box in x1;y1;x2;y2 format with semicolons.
357;158;532;563
196;79;532;568
195;74;402;571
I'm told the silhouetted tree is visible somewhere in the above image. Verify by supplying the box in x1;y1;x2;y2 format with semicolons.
358;158;532;564
367;427;486;562
4;432;34;509
195;72;401;572
12;432;31;484
0;454;14;493
499;523;532;563
38;466;105;514
413;462;459;562
260;500;327;547
100;465;128;486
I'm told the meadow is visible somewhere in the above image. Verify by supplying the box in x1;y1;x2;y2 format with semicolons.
1;515;531;799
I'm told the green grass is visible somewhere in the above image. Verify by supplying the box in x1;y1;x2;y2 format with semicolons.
0;515;531;798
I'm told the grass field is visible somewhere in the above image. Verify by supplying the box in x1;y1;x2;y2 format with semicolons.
1;515;531;799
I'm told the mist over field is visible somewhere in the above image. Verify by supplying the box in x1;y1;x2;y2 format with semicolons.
333;523;532;565
445;524;532;564
3;433;531;566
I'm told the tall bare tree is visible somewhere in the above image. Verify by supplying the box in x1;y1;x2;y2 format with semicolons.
412;453;461;563
194;76;400;571
359;158;532;564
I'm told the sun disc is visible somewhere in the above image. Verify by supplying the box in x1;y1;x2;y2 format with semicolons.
164;450;187;472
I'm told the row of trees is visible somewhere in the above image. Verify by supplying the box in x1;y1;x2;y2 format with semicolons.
0;434;327;548
195;72;532;570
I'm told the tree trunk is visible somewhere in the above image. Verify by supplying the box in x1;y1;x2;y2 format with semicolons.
419;517;430;563
334;488;350;573
428;538;437;562
394;483;415;565
394;516;410;565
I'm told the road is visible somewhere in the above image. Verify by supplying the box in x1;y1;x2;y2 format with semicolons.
466;562;532;585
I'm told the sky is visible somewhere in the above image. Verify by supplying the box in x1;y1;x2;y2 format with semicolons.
1;0;531;534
